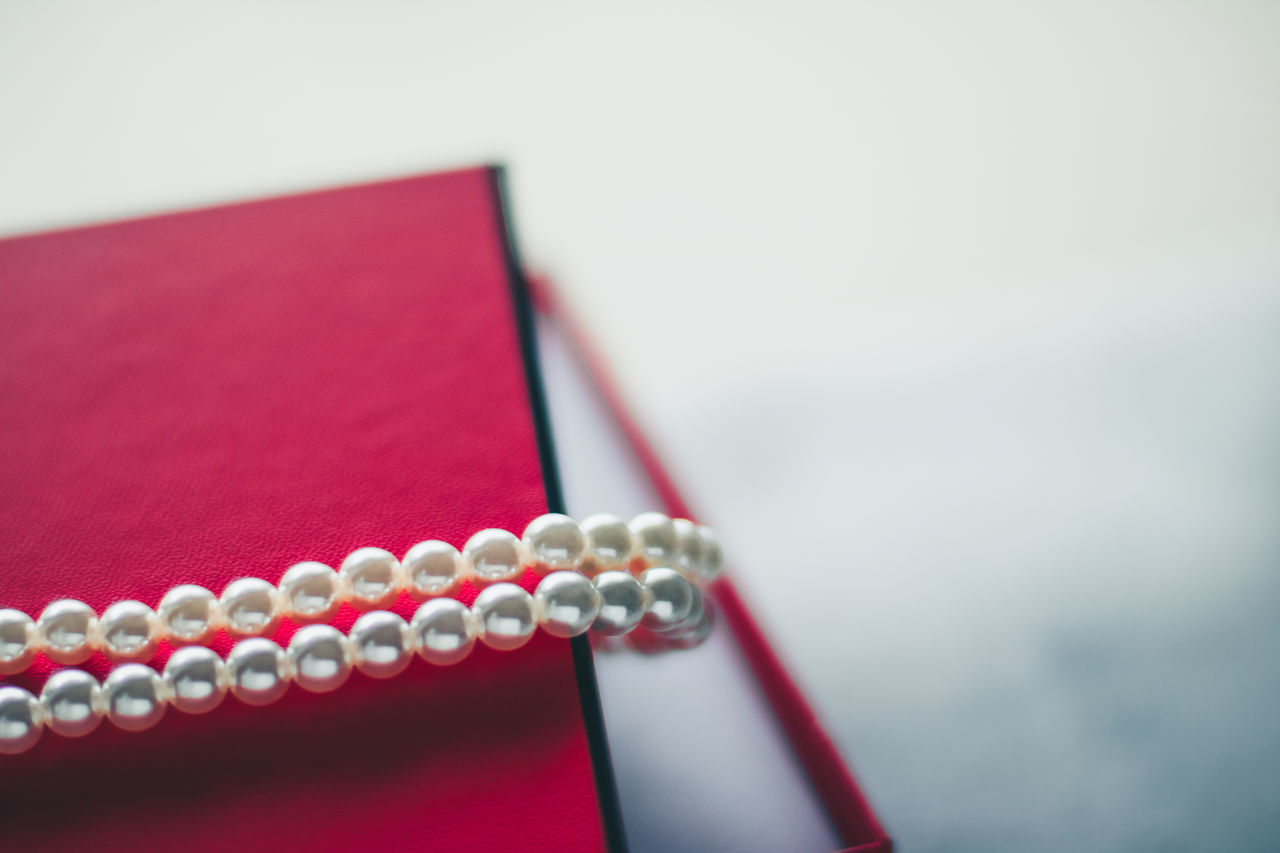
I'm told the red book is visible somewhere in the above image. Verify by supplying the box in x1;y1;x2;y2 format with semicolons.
0;165;889;852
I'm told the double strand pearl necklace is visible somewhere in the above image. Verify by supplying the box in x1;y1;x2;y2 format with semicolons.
0;513;722;756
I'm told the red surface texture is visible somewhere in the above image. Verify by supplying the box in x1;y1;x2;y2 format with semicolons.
0;169;605;851
532;278;893;853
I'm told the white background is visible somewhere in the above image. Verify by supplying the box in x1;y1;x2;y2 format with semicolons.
3;3;1279;850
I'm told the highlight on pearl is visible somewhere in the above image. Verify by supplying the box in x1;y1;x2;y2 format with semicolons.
473;583;537;651
463;528;528;584
157;585;220;645
0;608;36;675
339;547;403;610
164;645;229;715
102;663;167;733
36;599;97;665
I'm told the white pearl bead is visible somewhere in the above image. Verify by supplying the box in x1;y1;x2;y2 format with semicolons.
40;668;104;738
402;540;469;600
534;572;602;638
592;571;649;636
640;567;695;631
672;518;704;575
102;663;168;732
629;512;679;568
96;600;160;662
157;584;221;645
462;528;528;584
473;583;537;651
522;513;588;574
0;608;36;675
164;646;229;715
278;561;343;623
581;513;635;575
226;637;291;706
410;598;477;666
220;578;281;638
698;525;724;580
350;611;413;679
339;547;403;610
0;685;43;755
288;624;353;694
36;599;98;665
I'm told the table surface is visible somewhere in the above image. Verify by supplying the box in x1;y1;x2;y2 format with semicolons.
3;3;1279;850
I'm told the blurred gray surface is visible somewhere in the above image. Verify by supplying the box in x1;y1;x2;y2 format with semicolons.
3;2;1279;849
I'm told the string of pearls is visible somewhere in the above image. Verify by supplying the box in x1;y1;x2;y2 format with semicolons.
0;513;721;756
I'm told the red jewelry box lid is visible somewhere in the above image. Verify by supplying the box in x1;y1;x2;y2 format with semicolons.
0;168;612;850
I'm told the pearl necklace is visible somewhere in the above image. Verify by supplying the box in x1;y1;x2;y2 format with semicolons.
0;513;721;755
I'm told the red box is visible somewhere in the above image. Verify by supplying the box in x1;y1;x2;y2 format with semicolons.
0;166;889;852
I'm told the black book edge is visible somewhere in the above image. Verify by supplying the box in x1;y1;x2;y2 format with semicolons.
487;165;629;853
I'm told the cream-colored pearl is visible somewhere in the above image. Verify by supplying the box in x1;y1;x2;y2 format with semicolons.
226;638;291;706
522;513;587;574
629;512;679;568
164;646;229;715
640;567;695;631
288;624;353;694
36;599;97;665
40;668;104;738
96;600;160;662
698;525;724;580
0;686;43;755
581;514;635;575
410;598;477;666
473;583;537;651
220;578;281;638
402;540;469;600
278;561;343;623
534;572;601;638
0;608;36;675
339;547;403;610
103;663;168;733
672;518;704;575
157;584;221;645
592;571;649;636
462;528;529;584
350;611;413;679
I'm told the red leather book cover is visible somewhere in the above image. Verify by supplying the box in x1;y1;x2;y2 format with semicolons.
0;167;610;850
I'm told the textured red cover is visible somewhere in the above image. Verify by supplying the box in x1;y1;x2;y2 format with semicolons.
0;169;606;850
